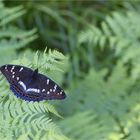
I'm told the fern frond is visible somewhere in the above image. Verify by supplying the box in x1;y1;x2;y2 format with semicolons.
59;111;112;140
78;9;140;79
0;26;37;39
58;61;140;139
0;3;37;65
0;48;68;140
0;31;37;51
35;4;67;27
0;3;25;26
12;49;68;84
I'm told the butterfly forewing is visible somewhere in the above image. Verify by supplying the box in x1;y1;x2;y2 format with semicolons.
38;73;66;100
0;64;66;101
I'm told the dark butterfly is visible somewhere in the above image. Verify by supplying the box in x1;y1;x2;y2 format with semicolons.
0;64;66;102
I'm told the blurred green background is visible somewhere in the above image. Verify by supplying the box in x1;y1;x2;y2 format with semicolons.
0;0;140;140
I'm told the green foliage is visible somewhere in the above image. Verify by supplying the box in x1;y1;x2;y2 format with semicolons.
0;2;69;140
12;49;69;84
58;62;140;140
0;2;37;65
57;4;140;140
78;7;140;77
0;2;25;26
59;111;111;140
0;49;69;140
1;1;140;140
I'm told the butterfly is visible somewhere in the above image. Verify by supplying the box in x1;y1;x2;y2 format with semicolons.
0;64;66;102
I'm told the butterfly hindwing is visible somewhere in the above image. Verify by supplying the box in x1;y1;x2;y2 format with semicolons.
0;64;66;101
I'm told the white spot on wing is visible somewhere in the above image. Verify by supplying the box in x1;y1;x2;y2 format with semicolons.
17;77;19;81
11;66;15;72
47;91;50;94
42;89;45;92
26;88;40;93
54;85;57;89
50;89;52;92
5;65;8;71
19;81;26;90
12;75;15;78
5;65;7;70
19;67;23;72
53;85;57;92
47;79;49;85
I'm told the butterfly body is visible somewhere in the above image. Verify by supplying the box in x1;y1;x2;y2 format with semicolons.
0;64;66;101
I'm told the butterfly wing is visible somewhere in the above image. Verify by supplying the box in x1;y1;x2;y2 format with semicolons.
0;64;32;84
0;64;39;101
36;72;66;100
0;64;66;101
